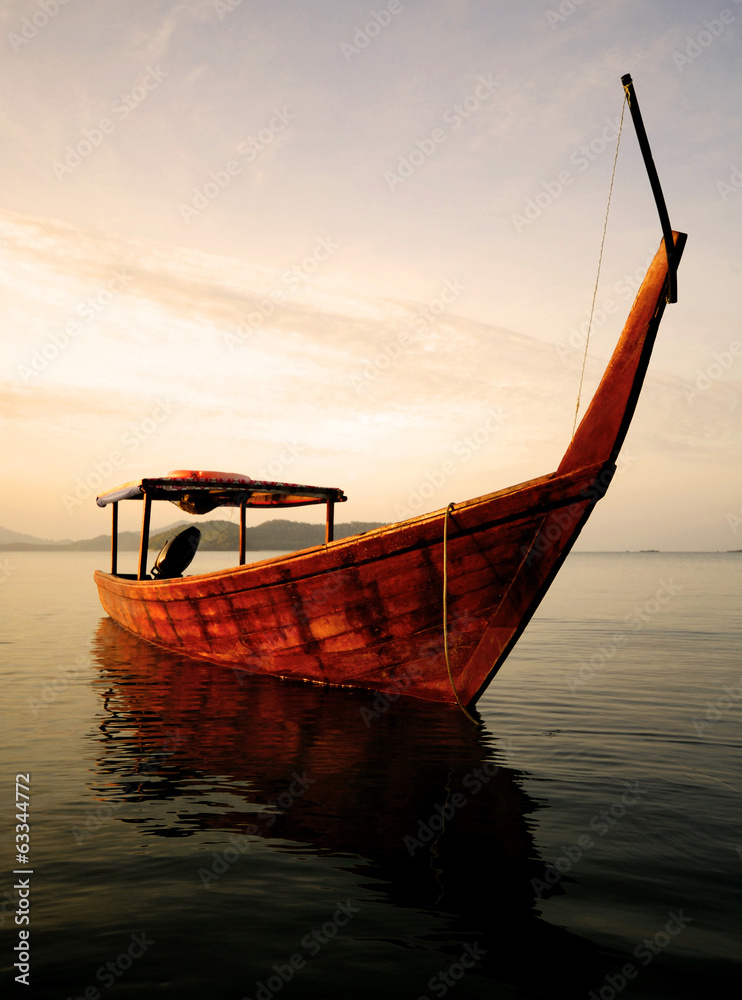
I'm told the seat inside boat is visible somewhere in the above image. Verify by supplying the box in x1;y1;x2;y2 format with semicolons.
150;526;201;579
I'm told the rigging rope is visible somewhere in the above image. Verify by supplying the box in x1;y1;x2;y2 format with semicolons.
443;502;478;724
571;94;627;437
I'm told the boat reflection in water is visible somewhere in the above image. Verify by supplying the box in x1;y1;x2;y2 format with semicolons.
90;617;610;997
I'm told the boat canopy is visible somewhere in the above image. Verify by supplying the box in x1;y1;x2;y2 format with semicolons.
98;471;347;578
96;470;347;515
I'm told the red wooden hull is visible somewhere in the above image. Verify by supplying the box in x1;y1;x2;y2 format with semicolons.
94;234;685;708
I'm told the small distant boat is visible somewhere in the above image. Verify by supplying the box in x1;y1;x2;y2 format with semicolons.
94;75;685;710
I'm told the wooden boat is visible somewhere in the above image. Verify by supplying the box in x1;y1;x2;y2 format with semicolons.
94;75;685;711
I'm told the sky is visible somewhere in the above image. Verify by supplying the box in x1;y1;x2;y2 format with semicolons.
0;0;740;549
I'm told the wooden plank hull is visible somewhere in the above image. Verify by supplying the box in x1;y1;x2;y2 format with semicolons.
94;233;686;708
96;463;601;706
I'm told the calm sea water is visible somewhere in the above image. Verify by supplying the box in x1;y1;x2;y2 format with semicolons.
1;550;740;999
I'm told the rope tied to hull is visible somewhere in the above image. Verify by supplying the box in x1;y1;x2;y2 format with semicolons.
572;94;627;437
443;502;478;724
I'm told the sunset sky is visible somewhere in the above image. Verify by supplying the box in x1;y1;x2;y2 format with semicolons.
1;0;740;549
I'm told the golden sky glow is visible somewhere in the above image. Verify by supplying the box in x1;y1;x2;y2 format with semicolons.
1;0;740;548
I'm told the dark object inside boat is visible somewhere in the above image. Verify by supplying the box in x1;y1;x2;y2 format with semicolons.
151;526;201;579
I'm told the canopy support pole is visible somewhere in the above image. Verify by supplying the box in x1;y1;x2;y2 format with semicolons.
110;502;118;575
621;73;677;303
138;494;152;581
239;502;246;565
325;500;335;544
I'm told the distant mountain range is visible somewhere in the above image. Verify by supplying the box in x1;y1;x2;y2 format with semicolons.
0;526;70;545
0;519;386;552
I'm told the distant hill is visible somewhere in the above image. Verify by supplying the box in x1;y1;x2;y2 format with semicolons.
0;525;70;545
0;530;141;551
0;519;386;552
159;519;386;552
